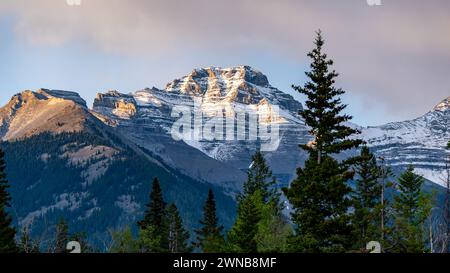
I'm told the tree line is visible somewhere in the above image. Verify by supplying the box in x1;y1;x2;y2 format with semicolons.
0;31;450;253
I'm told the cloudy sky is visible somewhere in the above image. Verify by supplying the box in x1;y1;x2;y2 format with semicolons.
0;0;449;126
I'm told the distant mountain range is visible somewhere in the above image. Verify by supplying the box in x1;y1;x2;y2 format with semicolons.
1;65;449;246
362;97;450;187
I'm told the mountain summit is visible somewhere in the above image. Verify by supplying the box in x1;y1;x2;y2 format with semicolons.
0;89;90;140
1;66;450;247
92;66;307;190
433;96;450;112
3;66;450;189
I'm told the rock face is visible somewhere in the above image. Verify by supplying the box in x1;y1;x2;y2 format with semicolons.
3;68;450;191
91;66;450;188
2;65;450;248
93;66;309;190
0;89;90;141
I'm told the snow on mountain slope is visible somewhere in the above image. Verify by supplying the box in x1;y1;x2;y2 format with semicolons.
361;97;450;187
6;67;448;190
93;87;248;192
93;66;309;190
0;89;238;246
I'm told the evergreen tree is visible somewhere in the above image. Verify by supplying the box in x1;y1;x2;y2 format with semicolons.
52;219;69;253
137;177;168;252
229;152;289;253
138;226;161;253
255;199;293;253
19;225;40;253
138;178;167;230
242;151;277;203
444;141;450;252
227;191;263;253
352;147;383;250
390;166;431;253
0;148;17;253
166;204;191;253
195;189;224;253
283;31;363;253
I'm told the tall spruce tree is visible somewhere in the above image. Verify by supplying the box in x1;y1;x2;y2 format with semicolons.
283;31;363;253
52;218;69;253
138;178;167;229
0;148;17;253
390;166;431;253
166;204;191;253
228;152;288;253
242;151;277;203
138;178;168;252
195;189;224;253
352;147;383;250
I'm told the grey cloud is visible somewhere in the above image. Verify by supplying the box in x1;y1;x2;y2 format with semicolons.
1;0;450;124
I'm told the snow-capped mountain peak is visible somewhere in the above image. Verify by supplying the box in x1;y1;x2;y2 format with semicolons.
433;96;450;112
362;96;450;187
164;66;274;105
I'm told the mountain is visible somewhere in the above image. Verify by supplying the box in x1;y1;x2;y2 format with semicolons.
0;89;91;140
93;66;309;190
361;97;450;187
2;66;449;249
92;89;248;193
0;89;236;248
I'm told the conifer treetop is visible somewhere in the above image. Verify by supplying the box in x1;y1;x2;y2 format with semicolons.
294;30;363;159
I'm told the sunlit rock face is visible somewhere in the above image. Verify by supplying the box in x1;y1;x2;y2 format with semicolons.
93;66;310;190
0;89;90;141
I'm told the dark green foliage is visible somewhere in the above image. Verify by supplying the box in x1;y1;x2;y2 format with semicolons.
138;178;168;252
166;204;191;253
1;132;236;251
227;192;263;253
0;148;17;253
389;166;431;253
195;189;224;253
110;227;139;253
285;156;354;252
352;147;383;250
242;151;277;203
138;178;167;230
255;199;292;253
292;31;363;160
229;152;290;253
52;219;69;253
137;226;161;253
284;31;363;253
